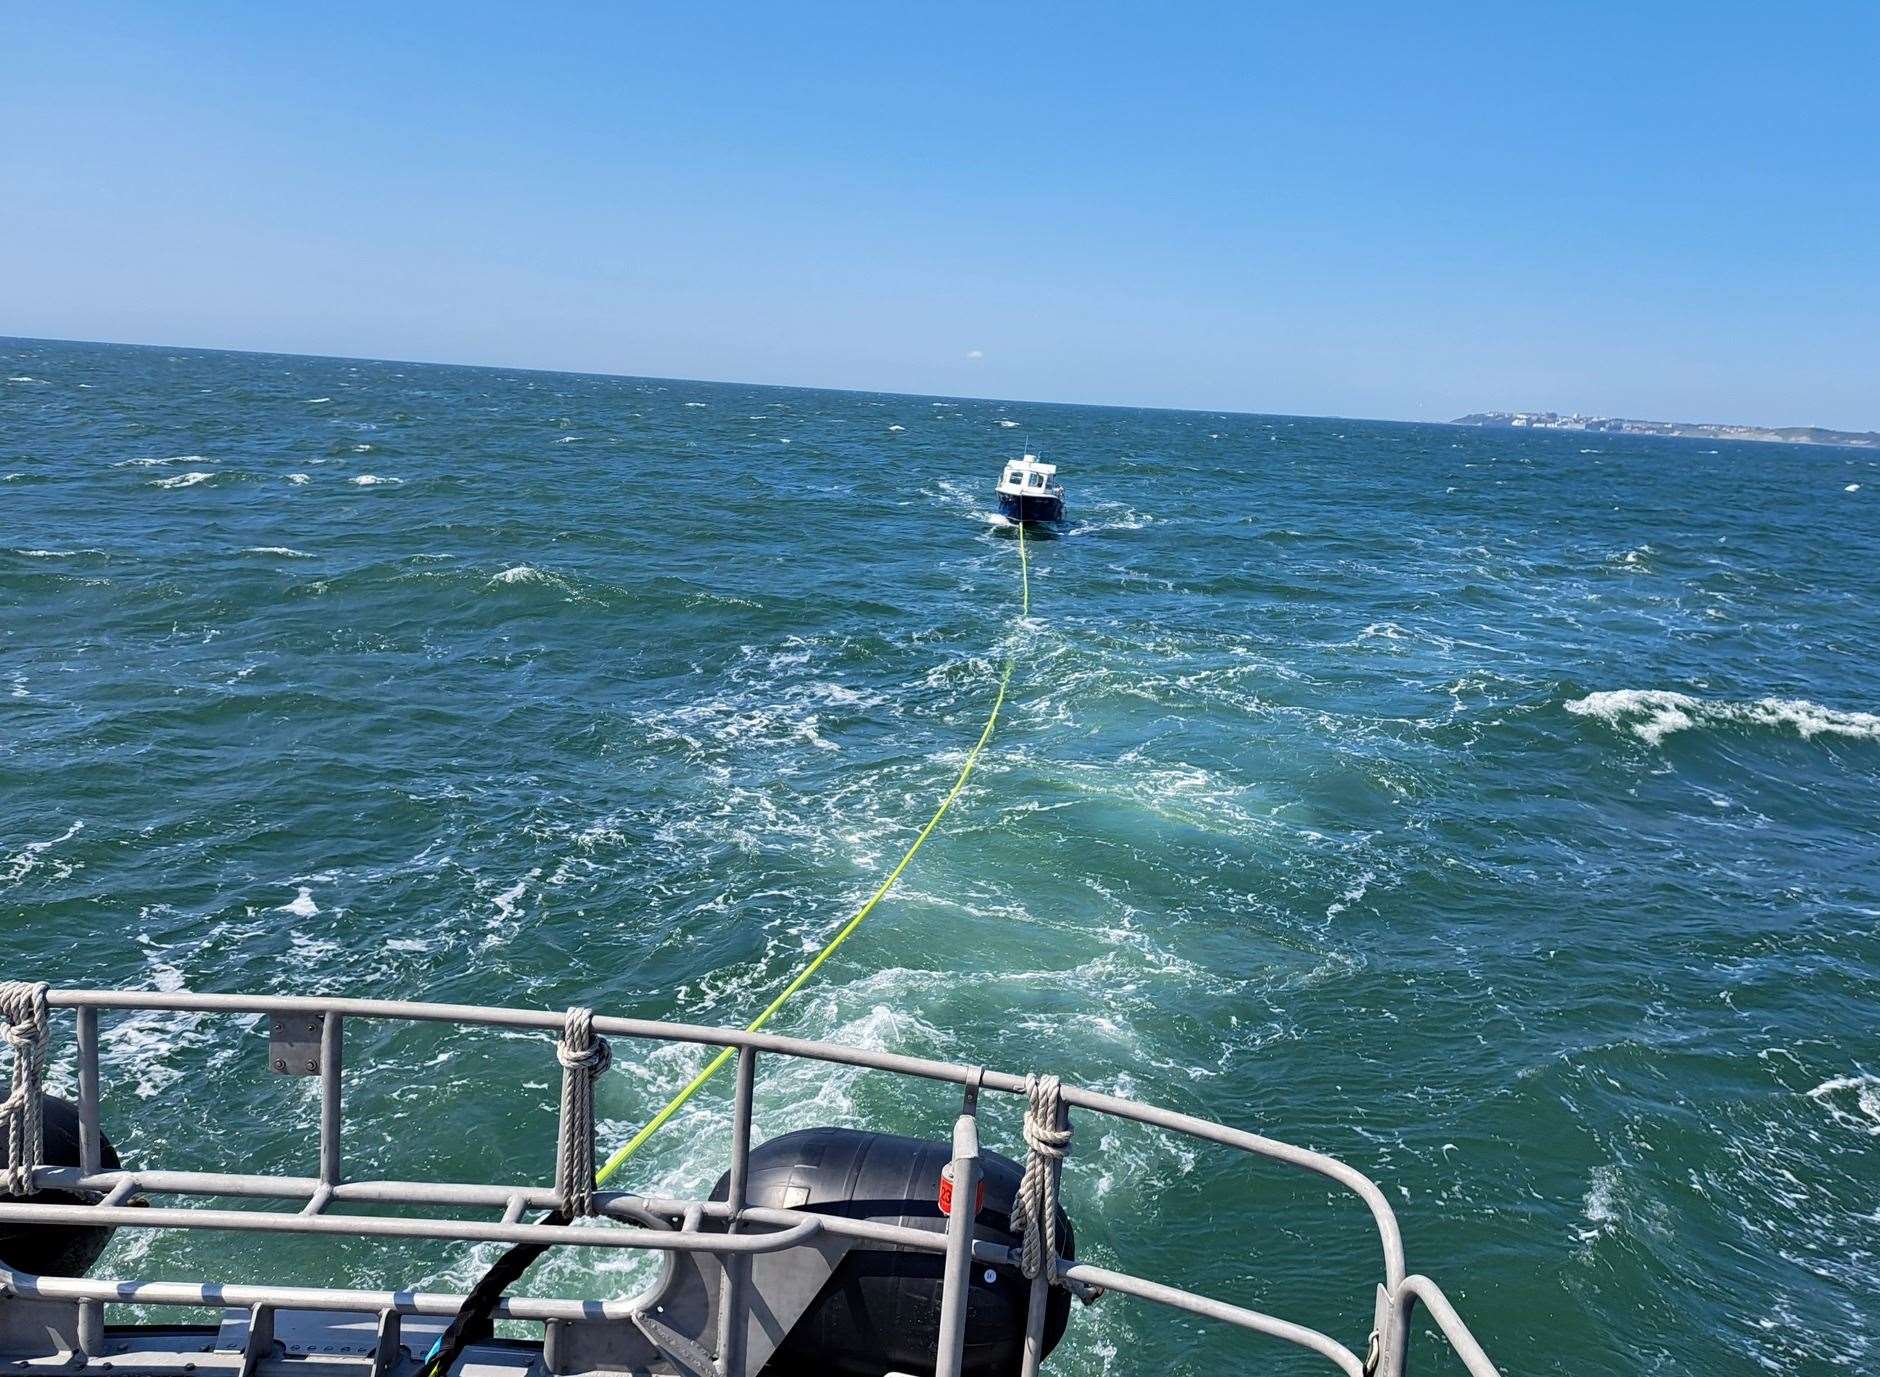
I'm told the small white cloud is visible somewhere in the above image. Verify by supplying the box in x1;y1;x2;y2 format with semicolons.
965;349;984;360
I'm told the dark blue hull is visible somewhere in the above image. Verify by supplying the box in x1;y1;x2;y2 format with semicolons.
998;491;1065;524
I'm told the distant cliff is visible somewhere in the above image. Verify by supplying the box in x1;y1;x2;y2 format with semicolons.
1452;411;1880;449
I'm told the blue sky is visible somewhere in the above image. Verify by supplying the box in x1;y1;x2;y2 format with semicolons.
4;3;1877;427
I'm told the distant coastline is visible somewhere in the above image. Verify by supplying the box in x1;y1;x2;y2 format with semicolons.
1452;410;1880;450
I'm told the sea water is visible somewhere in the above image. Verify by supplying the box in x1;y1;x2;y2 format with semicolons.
3;338;1876;1375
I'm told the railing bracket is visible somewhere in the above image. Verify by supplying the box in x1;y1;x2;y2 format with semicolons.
268;1014;324;1076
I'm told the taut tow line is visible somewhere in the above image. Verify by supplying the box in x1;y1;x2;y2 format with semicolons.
597;519;1030;1182
417;521;1031;1377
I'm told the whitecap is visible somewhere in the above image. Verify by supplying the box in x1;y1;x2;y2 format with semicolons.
683;401;707;408
151;471;214;489
350;474;399;486
242;546;314;558
305;396;332;404
1847;483;1862;493
1325;868;1377;920
487;566;585;600
1566;689;1880;746
1;821;84;888
491;564;551;586
491;869;541;923
997;419;1019;428
115;454;207;468
276;886;319;918
287;473;311;485
1807;1074;1880;1136
887;424;904;432
1575;1164;1623;1245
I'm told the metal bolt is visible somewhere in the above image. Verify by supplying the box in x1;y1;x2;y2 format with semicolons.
273;1058;287;1072
305;1058;318;1073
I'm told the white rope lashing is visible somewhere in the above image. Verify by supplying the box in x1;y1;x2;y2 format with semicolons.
1010;1072;1070;1282
553;1006;613;1218
1;980;50;1196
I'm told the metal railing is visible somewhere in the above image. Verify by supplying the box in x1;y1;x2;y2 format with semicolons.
0;987;1500;1377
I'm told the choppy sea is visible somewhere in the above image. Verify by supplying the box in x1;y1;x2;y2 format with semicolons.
3;337;1876;1375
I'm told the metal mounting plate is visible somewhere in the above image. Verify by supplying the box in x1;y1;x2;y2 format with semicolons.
268;1013;324;1076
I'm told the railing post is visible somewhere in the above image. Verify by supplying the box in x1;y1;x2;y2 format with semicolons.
1374;1283;1402;1377
933;1112;982;1377
715;1047;758;1377
239;1303;275;1377
76;1008;100;1174
318;1014;344;1188
74;1007;104;1354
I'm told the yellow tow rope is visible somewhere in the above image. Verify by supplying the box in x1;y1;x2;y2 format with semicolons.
596;521;1030;1185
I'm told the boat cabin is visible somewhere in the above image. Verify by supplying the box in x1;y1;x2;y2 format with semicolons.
997;455;1061;499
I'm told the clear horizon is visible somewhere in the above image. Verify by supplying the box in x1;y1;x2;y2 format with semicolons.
5;4;1877;430
11;331;1879;440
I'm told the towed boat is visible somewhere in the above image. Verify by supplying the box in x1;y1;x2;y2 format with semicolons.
995;456;1065;525
0;981;1500;1377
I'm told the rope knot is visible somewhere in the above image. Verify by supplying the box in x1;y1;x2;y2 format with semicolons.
1;981;51;1196
1010;1072;1069;1282
553;1006;612;1217
555;1010;613;1075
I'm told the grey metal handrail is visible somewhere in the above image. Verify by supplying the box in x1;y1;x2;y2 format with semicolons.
0;986;1498;1376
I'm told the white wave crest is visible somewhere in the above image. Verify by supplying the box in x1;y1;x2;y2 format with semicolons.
242;546;314;558
287;473;311;485
350;474;399;486
1807;1074;1880;1136
1574;1164;1623;1246
490;869;540;924
115;454;208;468
1566;689;1880;747
2;821;84;889
151;471;215;489
276;886;320;918
488;566;581;599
